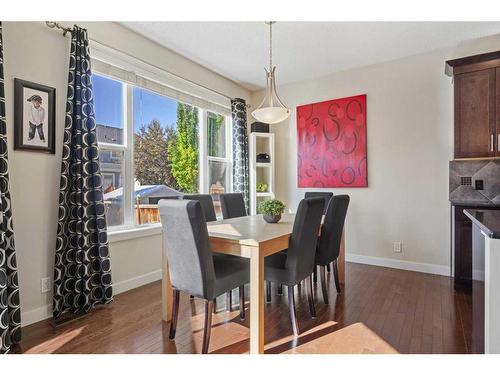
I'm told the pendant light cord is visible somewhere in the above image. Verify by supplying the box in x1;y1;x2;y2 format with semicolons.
269;21;273;71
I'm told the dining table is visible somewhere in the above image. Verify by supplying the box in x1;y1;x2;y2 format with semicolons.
161;213;345;354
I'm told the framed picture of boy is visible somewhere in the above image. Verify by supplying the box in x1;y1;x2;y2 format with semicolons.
14;79;55;153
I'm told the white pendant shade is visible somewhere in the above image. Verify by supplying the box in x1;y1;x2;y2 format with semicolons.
252;106;290;124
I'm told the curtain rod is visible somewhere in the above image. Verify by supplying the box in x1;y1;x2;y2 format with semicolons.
44;21;251;108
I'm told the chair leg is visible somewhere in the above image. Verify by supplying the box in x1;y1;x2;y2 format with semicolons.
213;298;217;312
313;266;318;283
333;259;341;293
202;300;214;354
326;263;331;273
277;284;283;295
226;291;232;311
169;289;180;340
306;276;317;318
239;285;245;320
320;265;329;304
287;285;299;336
266;281;272;303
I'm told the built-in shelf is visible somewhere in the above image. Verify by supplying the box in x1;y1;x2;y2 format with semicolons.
256;192;273;197
249;132;275;215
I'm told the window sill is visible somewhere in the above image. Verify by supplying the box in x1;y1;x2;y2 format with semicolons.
108;224;162;243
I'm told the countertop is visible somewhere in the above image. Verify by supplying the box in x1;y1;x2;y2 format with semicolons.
450;200;500;208
464;209;500;239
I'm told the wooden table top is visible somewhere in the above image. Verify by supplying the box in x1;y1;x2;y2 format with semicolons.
207;214;296;247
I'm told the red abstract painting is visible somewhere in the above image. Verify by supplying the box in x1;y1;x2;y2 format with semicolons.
297;94;367;188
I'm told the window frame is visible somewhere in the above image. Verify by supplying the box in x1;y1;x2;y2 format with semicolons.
201;111;233;195
93;71;233;233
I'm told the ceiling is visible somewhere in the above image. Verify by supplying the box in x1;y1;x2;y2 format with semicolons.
121;22;500;91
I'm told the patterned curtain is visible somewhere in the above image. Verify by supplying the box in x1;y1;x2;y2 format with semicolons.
231;98;249;210
0;22;21;354
53;26;112;319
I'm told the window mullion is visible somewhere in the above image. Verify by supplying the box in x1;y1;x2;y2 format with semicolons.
123;84;135;228
199;108;208;194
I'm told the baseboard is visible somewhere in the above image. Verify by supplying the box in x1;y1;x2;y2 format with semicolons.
346;253;451;276
21;269;162;327
112;269;162;295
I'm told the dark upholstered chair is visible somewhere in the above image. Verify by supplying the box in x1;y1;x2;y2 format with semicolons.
264;197;324;336
304;192;333;214
220;193;247;219
315;195;350;304
159;200;249;354
182;194;217;222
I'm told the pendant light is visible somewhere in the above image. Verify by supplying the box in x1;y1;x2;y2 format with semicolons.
252;21;290;124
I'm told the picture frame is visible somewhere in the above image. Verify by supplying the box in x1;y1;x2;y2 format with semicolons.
14;78;56;154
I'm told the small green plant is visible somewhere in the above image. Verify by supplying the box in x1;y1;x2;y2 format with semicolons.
256;182;268;192
257;199;285;216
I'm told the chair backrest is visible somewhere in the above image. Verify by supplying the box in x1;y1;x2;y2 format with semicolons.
285;197;324;283
220;193;247;219
316;195;350;265
182;194;217;222
304;192;333;214
159;199;215;299
148;196;181;204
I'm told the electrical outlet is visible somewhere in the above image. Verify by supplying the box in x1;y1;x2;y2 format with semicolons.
41;277;51;293
393;242;403;253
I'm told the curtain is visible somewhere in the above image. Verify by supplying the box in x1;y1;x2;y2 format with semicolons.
0;22;21;354
53;26;113;319
231;98;249;210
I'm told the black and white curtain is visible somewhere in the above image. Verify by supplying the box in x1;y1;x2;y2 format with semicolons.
53;26;112;319
0;22;21;354
231;98;250;210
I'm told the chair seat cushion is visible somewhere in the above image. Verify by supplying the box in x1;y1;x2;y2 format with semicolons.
264;251;295;286
213;253;250;298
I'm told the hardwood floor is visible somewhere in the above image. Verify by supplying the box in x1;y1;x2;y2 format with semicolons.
13;262;472;354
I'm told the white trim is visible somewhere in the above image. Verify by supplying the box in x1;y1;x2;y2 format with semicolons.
108;223;162;243
113;269;162;295
346;253;451;276
20;269;162;327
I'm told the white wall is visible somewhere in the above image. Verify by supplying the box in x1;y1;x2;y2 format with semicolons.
251;34;500;274
1;22;251;326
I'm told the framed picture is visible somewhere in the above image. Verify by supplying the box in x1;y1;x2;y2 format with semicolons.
14;78;55;154
296;94;368;188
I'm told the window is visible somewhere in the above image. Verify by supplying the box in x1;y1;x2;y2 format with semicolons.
93;75;126;227
93;72;232;230
206;112;231;218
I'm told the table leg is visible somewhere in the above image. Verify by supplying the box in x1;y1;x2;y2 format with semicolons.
249;251;265;354
162;231;172;322
337;229;346;285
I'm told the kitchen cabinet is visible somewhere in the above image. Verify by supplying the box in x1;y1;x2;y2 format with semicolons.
446;51;500;159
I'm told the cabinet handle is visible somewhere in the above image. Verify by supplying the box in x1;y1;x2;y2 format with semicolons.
491;134;494;152
498;134;500;152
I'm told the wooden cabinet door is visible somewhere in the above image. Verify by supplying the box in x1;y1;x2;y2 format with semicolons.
497;68;500;156
454;207;472;286
454;69;496;158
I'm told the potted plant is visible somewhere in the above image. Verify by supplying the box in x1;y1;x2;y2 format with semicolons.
257;199;285;223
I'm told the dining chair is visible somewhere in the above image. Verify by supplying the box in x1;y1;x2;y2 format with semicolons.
264;197;324;336
315;195;350;304
220;193;247;219
305;192;334;278
304;192;333;214
182;194;217;222
159;199;249;354
182;194;224;309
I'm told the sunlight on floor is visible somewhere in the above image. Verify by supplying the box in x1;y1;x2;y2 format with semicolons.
25;326;86;354
283;323;398;354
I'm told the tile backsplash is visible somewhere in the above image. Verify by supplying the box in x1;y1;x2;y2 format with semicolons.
449;160;500;205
